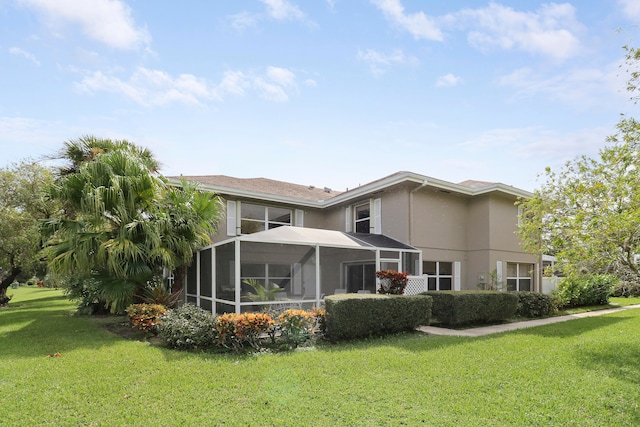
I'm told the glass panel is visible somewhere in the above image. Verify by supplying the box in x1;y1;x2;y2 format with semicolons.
403;252;419;275
355;219;370;233
200;298;212;312
241;263;265;277
216;302;235;314
423;261;436;275
269;264;291;277
507;263;518;277
241;203;264;220
364;264;376;293
380;261;399;271
268;207;291;224
428;277;436;290
186;254;197;294
355;204;370;220
520;265;533;277
507;279;517;291
380;251;399;259
268;222;285;230
187;295;197;304
241;219;265;234
200;249;212;298
215;242;235;301
439;262;452;275
520;279;531;291
439;278;452;291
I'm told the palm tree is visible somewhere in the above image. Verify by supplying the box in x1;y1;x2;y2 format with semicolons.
44;137;222;313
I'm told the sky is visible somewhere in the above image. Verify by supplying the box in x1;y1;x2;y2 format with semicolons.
1;0;639;193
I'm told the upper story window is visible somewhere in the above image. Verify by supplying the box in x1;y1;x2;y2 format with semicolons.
347;198;381;234
240;203;291;234
354;203;370;233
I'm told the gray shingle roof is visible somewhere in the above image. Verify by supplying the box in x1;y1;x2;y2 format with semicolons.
172;175;341;202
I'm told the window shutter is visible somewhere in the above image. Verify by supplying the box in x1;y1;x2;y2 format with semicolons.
226;200;237;236
295;209;304;227
345;207;352;232
454;261;461;291
372;198;382;234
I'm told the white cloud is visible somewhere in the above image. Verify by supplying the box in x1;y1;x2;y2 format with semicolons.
75;68;219;106
498;62;626;110
21;0;150;50
436;73;462;87
8;47;40;66
75;66;301;105
228;11;258;31
259;0;305;21
357;48;417;75
370;0;443;41
455;2;583;60
618;0;640;22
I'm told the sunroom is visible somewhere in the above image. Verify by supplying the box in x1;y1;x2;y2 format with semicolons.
185;226;422;314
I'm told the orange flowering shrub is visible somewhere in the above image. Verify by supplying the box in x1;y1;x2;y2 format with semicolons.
278;309;317;348
215;312;274;351
126;303;167;333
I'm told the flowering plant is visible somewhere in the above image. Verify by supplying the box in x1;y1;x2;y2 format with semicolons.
215;312;274;351
126;303;167;333
375;270;408;295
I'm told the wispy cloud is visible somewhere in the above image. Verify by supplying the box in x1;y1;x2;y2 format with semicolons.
371;1;583;60
75;66;302;105
9;47;40;66
259;0;305;21
618;0;640;22
357;48;417;75
454;3;583;60
75;68;219;106
370;0;443;41
436;73;462;87
228;11;259;31
21;0;150;50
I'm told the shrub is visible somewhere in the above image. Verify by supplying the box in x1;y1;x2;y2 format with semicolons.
61;275;110;315
514;292;557;318
215;312;274;352
324;294;432;341
277;309;317;348
376;270;408;295
553;274;617;308
611;281;640;297
423;291;518;327
126;303;167;334
157;303;217;350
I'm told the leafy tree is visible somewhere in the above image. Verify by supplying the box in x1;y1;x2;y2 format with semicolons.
43;136;222;313
0;162;57;305
517;117;640;281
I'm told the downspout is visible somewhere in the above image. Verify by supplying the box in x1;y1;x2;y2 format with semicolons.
409;180;429;247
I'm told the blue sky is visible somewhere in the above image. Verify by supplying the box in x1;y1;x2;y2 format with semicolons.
1;0;638;192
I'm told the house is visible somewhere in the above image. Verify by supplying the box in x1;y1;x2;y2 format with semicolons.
171;171;537;314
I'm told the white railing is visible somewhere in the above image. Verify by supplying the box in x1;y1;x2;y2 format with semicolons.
405;275;428;295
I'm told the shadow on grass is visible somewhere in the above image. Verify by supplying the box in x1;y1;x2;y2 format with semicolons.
515;315;632;338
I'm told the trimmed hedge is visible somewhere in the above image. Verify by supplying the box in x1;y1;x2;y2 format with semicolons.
421;291;518;327
324;294;432;341
513;291;557;318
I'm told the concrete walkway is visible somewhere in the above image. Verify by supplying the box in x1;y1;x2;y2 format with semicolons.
417;304;640;337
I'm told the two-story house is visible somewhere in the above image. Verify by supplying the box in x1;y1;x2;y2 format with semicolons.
171;171;536;314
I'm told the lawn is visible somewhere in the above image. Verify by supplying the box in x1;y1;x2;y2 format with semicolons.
2;288;640;426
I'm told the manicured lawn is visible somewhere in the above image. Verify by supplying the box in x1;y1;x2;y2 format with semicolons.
2;287;640;426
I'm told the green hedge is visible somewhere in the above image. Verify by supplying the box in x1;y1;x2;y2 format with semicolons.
513;291;557;318
324;294;432;341
554;274;616;308
421;291;518;327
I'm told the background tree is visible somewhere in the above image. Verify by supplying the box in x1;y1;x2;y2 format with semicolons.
518;117;640;281
0;162;57;306
44;136;222;313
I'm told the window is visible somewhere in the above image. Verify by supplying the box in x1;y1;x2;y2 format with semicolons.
354;203;370;233
423;261;453;290
506;263;533;291
345;263;376;293
240;203;291;234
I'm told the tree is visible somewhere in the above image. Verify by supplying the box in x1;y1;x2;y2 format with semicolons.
43;136;222;313
0;162;57;306
517;117;640;281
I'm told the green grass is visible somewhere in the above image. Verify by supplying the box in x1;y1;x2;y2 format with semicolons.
3;287;640;426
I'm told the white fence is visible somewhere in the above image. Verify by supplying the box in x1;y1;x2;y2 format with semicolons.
405;275;428;295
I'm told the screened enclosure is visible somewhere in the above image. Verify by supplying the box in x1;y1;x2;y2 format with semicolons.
185;226;422;314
